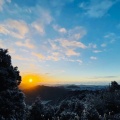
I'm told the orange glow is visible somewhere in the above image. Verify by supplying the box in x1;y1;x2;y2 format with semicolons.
20;74;44;89
29;78;33;83
20;73;49;89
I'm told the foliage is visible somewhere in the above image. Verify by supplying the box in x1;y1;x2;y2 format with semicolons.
0;48;26;119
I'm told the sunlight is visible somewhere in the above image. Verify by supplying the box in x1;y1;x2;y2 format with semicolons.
19;73;54;89
29;78;33;83
20;74;42;89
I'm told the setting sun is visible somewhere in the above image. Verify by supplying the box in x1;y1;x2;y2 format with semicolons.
19;73;54;89
29;78;33;83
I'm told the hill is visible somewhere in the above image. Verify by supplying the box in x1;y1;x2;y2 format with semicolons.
23;85;69;105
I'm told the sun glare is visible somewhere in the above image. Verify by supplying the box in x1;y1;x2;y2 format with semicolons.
29;78;33;83
19;73;55;89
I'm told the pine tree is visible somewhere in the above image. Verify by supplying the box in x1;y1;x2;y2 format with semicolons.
0;49;26;119
27;97;44;120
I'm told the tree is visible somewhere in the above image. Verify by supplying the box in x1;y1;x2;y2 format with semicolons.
27;97;56;120
27;97;45;120
109;81;120;92
0;48;26;119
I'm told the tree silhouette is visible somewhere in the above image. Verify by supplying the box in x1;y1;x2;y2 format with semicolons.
110;81;120;92
0;49;26;119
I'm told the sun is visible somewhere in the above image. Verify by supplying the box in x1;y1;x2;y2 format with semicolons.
29;78;33;83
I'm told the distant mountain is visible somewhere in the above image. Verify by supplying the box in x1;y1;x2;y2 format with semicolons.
65;84;107;91
22;84;107;105
66;85;80;89
23;85;69;105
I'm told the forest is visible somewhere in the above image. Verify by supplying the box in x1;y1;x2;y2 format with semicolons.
0;48;120;120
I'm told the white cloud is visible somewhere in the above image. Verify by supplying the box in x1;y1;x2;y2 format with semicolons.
32;52;45;60
101;43;107;47
41;10;53;24
93;50;102;53
47;52;61;61
47;26;87;59
76;59;83;64
79;0;117;18
32;22;45;35
15;39;35;49
0;0;4;11
104;33;115;38
59;39;86;49
0;25;9;34
25;25;87;62
0;19;29;39
68;26;86;40
53;25;67;34
59;28;67;33
65;49;80;56
89;43;97;48
31;9;53;35
90;56;97;60
48;40;59;50
66;59;83;64
104;33;117;43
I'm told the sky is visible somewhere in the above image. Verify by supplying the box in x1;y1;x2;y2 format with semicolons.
0;0;120;85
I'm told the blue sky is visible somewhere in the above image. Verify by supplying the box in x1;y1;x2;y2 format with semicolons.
0;0;120;85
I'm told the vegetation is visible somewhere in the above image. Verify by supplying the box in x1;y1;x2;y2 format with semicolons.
0;49;26;120
26;83;120;120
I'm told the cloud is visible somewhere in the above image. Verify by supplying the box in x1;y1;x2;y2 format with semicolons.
79;0;117;18
104;32;117;43
48;38;86;57
0;25;9;34
93;50;102;53
64;59;83;64
47;26;87;58
48;40;59;50
32;52;45;60
68;26;86;40
58;39;86;49
90;56;97;60
65;49;80;56
104;32;115;38
15;39;35;49
89;43;97;48
53;25;67;34
47;52;61;61
0;0;4;11
41;9;53;24
0;19;29;39
76;59;83;64
92;76;118;79
32;22;45;35
101;43;107;47
31;9;53;35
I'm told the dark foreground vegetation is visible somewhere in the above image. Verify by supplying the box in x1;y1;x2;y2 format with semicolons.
0;48;120;120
